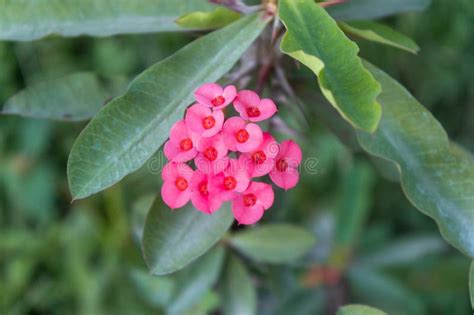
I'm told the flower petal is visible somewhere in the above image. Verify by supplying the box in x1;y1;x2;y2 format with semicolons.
249;98;277;122
161;181;191;209
270;167;300;190
195;83;223;107
232;197;264;225
247;182;274;210
185;103;209;134
279;139;302;166
201;109;224;137
234;90;260;120
169;119;189;145
236;123;263;153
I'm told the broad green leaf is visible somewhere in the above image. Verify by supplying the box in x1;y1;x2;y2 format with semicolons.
470;262;474;309
142;198;233;275
229;224;316;263
279;0;382;132
67;14;267;200
2;72;124;121
176;7;241;30
339;21;419;54
327;0;431;21
357;62;474;258
167;246;225;314
0;0;216;41
221;255;257;315
337;304;387;315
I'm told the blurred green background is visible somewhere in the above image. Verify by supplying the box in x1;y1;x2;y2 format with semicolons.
1;0;473;314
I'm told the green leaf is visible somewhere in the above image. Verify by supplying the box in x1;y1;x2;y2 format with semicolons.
327;0;431;21
220;255;257;315
339;21;419;54
167;246;225;314
229;224;316;264
470;262;474;310
142;198;233;275
176;7;241;30
67;14;267;200
0;0;217;41
337;304;387;315
357;62;474;258
279;0;382;132
2;72;124;121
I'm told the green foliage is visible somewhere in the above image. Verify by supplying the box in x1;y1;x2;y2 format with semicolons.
340;21;419;54
470;262;474;310
176;7;241;30
336;304;387;315
67;14;267;200
279;0;382;132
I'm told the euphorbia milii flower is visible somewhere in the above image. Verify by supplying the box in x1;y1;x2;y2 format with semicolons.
195;134;229;174
190;170;223;214
222;117;263;152
270;140;302;190
233;90;277;122
232;182;274;225
185;103;224;137
195;83;237;110
164;119;199;162
161;162;194;209
209;158;251;201
241;132;279;177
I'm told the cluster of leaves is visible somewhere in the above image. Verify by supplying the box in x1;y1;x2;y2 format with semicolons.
1;0;473;314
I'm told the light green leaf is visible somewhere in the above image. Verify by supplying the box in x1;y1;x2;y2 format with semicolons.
327;0;431;21
337;304;387;315
142;198;233;275
470;262;474;310
220;255;257;315
177;7;241;30
67;14;267;200
0;0;217;41
339;21;419;54
279;0;382;132
229;224;316;263
2;72;124;121
357;62;474;258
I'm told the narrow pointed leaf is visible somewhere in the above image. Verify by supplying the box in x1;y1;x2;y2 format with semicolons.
67;14;267;200
327;0;431;21
229;224;316;263
470;262;474;309
337;304;387;315
0;0;217;41
279;0;382;132
357;62;474;258
339;21;419;54
142;198;233;275
2;72;124;121
176;7;241;30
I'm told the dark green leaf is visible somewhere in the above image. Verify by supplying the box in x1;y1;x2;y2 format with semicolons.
176;7;241;30
470;262;474;310
2;72;124;121
339;21;419;54
229;224;316;263
220;255;257;315
279;0;382;132
67;14;267;200
336;304;387;315
142;198;233;275
357;62;474;258
327;0;431;21
0;0;216;41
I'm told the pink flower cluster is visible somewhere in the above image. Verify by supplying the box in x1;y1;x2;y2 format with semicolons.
161;83;302;225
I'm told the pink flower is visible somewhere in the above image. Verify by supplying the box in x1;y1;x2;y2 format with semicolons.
195;83;237;110
190;170;223;214
222;116;263;153
209;158;251;201
185;103;224;138
270;140;302;190
195;134;229;174
161;162;194;209
241;132;279;177
232;182;274;225
233;90;277;122
164;120;199;162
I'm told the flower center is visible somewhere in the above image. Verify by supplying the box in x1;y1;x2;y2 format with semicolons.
223;176;237;190
204;147;218;161
235;129;249;143
202;116;216;129
179;138;193;151
276;159;288;172
198;181;208;196
175;177;188;191
211;96;225;106
247;106;260;118
251;150;267;164
243;193;257;207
